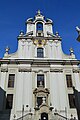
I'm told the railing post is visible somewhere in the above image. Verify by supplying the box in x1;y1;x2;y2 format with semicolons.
65;107;67;120
22;105;24;120
13;114;16;120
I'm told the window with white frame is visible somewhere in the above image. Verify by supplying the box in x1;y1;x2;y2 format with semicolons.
8;74;15;88
66;75;73;87
37;48;44;58
37;74;44;87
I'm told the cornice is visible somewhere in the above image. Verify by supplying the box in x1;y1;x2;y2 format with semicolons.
0;59;80;66
18;68;31;72
50;68;63;72
73;69;80;73
17;36;62;41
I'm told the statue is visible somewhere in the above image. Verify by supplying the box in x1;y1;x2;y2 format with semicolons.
76;26;80;34
42;97;46;104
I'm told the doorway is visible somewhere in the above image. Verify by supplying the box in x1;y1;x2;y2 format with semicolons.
41;112;48;120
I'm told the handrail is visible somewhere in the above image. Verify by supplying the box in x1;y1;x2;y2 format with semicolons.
54;113;78;120
54;112;69;120
14;112;33;120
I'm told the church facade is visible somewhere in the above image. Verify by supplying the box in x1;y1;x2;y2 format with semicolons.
0;11;80;120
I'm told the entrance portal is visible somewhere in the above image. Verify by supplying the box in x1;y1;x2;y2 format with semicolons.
41;112;48;120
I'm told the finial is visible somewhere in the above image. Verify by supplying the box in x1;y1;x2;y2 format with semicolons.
55;31;59;36
5;46;10;54
37;10;41;15
76;26;80;34
36;10;42;16
70;48;74;55
19;30;24;36
4;46;10;57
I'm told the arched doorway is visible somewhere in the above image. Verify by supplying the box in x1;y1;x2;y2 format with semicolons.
41;112;48;120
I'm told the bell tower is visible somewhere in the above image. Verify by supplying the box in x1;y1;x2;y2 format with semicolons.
17;10;65;59
4;10;76;60
26;10;53;37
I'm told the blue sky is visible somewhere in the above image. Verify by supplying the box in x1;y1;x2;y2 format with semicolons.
0;0;80;59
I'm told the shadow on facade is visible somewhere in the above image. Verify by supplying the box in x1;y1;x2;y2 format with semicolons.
0;87;11;120
73;87;80;120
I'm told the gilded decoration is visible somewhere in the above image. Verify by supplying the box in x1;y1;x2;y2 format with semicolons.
33;39;47;47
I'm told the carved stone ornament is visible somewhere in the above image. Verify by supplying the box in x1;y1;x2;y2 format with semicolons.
1;67;8;72
18;64;31;72
73;69;80;73
33;88;50;95
50;68;63;72
33;39;47;47
18;67;31;72
48;40;53;44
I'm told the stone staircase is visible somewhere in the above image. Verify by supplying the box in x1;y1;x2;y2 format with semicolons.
14;113;68;120
15;113;33;120
0;111;72;120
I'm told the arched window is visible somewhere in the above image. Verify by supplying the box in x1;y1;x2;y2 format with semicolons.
37;48;44;58
36;22;43;31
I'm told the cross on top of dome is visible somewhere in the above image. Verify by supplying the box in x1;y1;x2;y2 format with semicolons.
37;10;41;15
36;10;42;16
37;10;41;14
